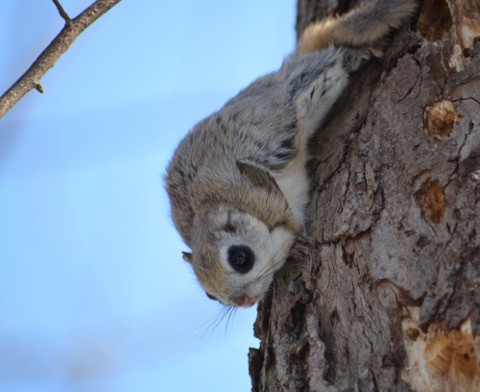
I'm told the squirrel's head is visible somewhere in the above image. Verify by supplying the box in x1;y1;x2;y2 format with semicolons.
183;208;296;307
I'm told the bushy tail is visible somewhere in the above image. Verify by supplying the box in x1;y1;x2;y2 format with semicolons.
297;0;419;54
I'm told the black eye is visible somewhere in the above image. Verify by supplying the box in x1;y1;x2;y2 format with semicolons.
227;246;255;274
205;292;217;301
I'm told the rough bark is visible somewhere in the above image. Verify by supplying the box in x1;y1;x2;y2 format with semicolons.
249;0;480;391
0;0;122;119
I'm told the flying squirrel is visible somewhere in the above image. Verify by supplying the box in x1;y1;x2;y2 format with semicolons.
166;0;419;307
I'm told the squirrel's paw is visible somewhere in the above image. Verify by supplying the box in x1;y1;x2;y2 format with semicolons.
344;47;384;73
289;235;313;261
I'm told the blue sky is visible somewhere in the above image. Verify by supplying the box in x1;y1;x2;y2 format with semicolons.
0;1;295;391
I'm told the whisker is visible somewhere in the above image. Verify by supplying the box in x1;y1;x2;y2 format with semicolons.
187;305;232;341
210;307;233;332
254;233;279;277
224;306;238;338
256;230;295;278
256;235;298;280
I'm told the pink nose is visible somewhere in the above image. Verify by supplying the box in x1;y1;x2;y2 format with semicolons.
233;295;257;307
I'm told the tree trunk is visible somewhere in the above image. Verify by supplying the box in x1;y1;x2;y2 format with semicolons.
249;0;480;390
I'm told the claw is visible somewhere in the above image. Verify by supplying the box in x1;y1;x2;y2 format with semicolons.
345;47;383;73
289;235;313;261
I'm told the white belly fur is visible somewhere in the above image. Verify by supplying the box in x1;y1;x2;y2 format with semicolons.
273;152;309;226
272;62;349;227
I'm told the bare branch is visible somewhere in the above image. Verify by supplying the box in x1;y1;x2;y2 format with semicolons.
52;0;71;25
0;0;123;119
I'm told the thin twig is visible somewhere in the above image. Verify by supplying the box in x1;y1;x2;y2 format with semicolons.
0;0;123;120
52;0;71;25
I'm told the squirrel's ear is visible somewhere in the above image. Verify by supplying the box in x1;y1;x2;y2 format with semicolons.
182;251;193;263
236;159;280;193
